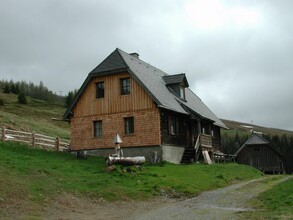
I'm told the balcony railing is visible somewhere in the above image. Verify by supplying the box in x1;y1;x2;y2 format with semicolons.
199;133;221;149
200;133;212;148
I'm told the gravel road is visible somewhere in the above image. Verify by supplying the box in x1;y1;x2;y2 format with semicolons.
128;176;290;220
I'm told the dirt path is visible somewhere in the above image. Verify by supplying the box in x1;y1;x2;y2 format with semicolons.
128;176;291;220
2;176;290;219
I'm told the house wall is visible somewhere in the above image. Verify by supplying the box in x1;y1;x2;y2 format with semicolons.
73;72;156;116
237;145;282;173
70;72;161;151
160;109;189;147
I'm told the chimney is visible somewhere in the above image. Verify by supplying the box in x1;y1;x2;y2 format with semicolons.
129;52;139;59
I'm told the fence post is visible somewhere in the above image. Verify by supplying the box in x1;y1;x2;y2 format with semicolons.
56;137;60;151
1;126;6;142
32;133;35;147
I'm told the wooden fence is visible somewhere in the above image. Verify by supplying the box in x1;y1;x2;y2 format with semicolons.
0;126;70;152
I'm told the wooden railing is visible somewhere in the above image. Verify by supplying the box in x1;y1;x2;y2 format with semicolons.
200;133;212;148
0;126;70;152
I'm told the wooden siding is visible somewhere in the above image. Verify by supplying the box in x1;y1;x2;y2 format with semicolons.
70;72;161;150
73;72;156;117
160;110;188;147
237;145;283;173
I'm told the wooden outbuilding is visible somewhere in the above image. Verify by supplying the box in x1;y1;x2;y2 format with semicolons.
236;133;284;174
63;48;228;164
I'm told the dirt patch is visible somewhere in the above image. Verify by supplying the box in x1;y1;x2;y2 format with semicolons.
1;192;176;220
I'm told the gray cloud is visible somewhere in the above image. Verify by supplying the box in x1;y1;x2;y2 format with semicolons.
1;0;293;130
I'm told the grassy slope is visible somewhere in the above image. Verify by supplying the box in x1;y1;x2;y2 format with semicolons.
0;142;262;205
221;119;293;137
0;92;70;139
241;177;293;219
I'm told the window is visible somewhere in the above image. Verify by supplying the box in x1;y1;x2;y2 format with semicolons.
179;86;185;100
124;117;134;134
168;116;179;135
96;82;104;98
121;78;130;95
93;120;102;137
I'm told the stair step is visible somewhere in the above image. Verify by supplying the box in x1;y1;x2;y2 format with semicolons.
180;147;196;164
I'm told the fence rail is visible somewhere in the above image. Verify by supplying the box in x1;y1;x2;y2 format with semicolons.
0;126;70;152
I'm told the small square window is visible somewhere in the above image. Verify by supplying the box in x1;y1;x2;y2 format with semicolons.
96;82;104;98
124;117;134;134
93;120;102;138
121;78;130;95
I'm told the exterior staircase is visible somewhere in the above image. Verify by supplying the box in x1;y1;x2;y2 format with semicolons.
180;147;196;164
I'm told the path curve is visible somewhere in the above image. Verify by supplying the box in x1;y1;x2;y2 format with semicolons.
128;176;291;220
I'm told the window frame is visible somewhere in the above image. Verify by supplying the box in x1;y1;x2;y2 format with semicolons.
93;120;103;138
168;116;179;135
96;81;104;99
124;117;134;134
179;86;185;100
120;77;131;95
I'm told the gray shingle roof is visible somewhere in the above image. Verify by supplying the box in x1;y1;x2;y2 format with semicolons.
64;48;227;129
235;133;270;155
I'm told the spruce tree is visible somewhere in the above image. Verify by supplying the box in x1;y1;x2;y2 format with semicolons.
18;92;27;104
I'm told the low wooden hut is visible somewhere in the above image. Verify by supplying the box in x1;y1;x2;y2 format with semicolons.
236;133;284;174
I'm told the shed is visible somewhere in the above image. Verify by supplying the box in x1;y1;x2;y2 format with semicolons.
236;133;284;174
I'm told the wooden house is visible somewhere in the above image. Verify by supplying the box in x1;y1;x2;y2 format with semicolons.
236;133;284;173
63;48;227;164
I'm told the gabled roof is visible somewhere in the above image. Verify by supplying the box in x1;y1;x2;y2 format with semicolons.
63;48;227;129
236;133;270;155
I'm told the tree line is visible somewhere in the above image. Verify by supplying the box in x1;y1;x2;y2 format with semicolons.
221;132;293;173
0;79;64;104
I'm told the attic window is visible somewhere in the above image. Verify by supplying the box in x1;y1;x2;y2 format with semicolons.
180;86;185;100
120;77;130;95
96;82;104;99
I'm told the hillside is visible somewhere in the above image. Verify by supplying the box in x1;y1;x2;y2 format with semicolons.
0;92;70;139
221;119;293;137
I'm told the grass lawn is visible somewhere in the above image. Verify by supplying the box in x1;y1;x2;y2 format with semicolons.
0;141;263;205
242;176;293;219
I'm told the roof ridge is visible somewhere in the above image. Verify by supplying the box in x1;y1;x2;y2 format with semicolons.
117;48;169;76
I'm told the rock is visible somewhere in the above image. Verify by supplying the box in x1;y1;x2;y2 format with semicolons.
104;165;116;173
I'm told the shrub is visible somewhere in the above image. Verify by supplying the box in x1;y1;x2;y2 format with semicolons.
18;92;27;104
0;98;4;106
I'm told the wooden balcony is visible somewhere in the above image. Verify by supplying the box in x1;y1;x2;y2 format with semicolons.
200;133;221;149
200;134;212;148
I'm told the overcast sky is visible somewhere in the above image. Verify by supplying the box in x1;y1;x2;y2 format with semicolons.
1;0;292;130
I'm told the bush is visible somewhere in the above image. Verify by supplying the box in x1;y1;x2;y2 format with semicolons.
0;98;4;106
18;92;27;104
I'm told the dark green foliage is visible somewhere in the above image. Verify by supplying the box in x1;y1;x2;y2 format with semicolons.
0;98;4;106
17;92;27;104
65;89;78;107
3;84;10;93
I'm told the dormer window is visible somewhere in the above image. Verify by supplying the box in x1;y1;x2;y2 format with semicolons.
180;86;185;100
162;73;189;101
